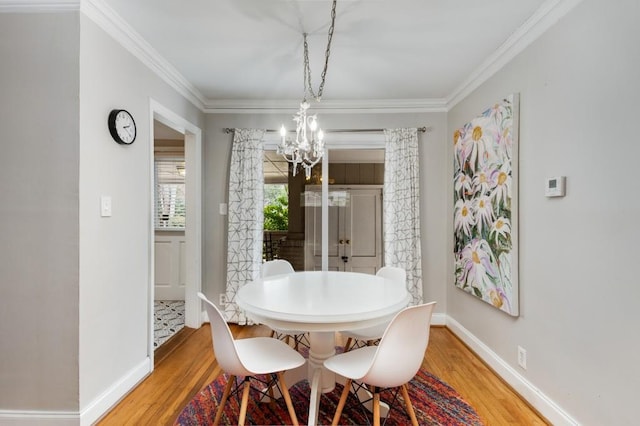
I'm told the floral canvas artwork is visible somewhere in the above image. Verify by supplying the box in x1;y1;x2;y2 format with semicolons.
453;94;519;316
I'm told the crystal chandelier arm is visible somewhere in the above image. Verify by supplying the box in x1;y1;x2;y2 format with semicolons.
278;0;337;177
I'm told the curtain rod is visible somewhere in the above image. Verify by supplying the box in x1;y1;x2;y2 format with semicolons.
223;126;429;134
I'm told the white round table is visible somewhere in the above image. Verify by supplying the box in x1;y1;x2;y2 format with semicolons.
236;270;410;426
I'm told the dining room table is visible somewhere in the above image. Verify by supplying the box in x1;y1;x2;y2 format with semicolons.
236;269;410;426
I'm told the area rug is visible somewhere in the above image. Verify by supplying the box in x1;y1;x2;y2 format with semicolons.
175;369;484;425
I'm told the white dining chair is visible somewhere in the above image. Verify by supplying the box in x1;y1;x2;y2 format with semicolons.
197;292;305;426
261;259;309;351
341;266;406;351
324;302;436;426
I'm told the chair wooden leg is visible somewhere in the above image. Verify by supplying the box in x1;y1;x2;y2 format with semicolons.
344;337;353;352
332;378;351;426
277;371;299;426
238;378;251;426
293;335;299;351
214;375;235;426
401;383;419;426
270;330;276;338
373;388;381;426
268;380;276;409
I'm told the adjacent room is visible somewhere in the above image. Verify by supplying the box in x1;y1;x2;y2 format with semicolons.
1;0;638;425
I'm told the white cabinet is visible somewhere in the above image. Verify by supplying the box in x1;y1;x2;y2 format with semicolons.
305;187;382;273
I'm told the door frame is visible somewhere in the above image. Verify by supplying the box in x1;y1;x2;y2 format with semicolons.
320;136;385;270
304;185;383;272
148;99;203;366
264;132;386;271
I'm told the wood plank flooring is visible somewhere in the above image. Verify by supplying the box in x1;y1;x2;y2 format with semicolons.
98;324;549;425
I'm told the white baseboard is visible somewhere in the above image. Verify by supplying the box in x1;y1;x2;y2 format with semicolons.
0;358;150;425
79;357;151;426
431;312;447;326
0;315;576;425
445;316;579;426
0;410;79;426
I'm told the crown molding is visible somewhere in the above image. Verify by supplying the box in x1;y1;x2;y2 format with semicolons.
203;98;448;114
0;0;79;12
446;0;584;110
7;0;582;114
80;0;206;111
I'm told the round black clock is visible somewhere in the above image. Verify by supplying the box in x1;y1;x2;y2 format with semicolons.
108;109;137;145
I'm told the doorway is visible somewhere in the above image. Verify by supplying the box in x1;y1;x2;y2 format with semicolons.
153;121;186;350
148;100;202;366
304;186;382;273
303;148;384;273
262;130;386;272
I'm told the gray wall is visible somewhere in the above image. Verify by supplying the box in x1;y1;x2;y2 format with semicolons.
3;1;637;423
78;13;203;410
447;0;640;424
203;112;449;316
0;9;204;420
0;12;80;411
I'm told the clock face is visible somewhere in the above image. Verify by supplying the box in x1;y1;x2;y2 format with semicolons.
108;109;136;144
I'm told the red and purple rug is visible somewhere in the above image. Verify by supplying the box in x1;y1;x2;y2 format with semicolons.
175;368;484;425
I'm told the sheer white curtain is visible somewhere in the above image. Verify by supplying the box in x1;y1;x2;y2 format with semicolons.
224;129;265;324
383;128;423;305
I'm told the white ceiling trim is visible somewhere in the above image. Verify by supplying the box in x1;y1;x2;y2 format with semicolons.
0;0;79;12
80;0;206;110
203;98;448;114
6;0;581;114
446;0;584;110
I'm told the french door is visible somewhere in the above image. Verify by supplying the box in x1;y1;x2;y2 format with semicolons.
304;187;382;273
263;133;386;273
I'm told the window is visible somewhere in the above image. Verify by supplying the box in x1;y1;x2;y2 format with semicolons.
263;184;288;231
155;158;186;229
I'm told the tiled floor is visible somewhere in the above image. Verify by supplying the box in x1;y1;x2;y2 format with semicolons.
154;300;185;350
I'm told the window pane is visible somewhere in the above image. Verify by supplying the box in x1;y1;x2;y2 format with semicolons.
263;184;288;231
155;159;186;229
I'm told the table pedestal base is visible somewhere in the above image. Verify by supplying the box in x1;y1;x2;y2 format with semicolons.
307;331;336;425
264;332;390;426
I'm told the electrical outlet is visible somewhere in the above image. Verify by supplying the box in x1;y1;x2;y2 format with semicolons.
219;294;227;305
518;346;527;369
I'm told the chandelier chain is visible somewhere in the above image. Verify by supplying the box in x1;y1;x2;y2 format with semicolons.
303;0;337;101
279;0;336;177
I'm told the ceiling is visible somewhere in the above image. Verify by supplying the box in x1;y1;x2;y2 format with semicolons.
99;0;554;110
131;0;561;180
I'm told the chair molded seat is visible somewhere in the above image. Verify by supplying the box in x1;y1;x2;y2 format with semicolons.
262;259;309;351
198;292;305;425
324;302;436;426
341;266;407;351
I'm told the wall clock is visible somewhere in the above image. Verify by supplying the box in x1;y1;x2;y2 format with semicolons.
108;109;137;145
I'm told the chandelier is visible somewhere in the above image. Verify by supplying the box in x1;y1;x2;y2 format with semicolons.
278;0;337;178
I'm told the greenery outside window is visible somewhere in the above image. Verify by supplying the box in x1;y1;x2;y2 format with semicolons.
155;158;186;229
264;184;288;231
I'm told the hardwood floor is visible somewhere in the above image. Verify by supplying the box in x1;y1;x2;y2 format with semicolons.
98;324;549;425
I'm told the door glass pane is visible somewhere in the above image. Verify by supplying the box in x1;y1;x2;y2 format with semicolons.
263;151;288;263
302;148;385;272
263;150;308;270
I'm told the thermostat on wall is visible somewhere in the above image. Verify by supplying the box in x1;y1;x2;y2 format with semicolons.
545;176;566;197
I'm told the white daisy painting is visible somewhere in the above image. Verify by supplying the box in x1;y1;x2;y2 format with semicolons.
453;94;519;316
